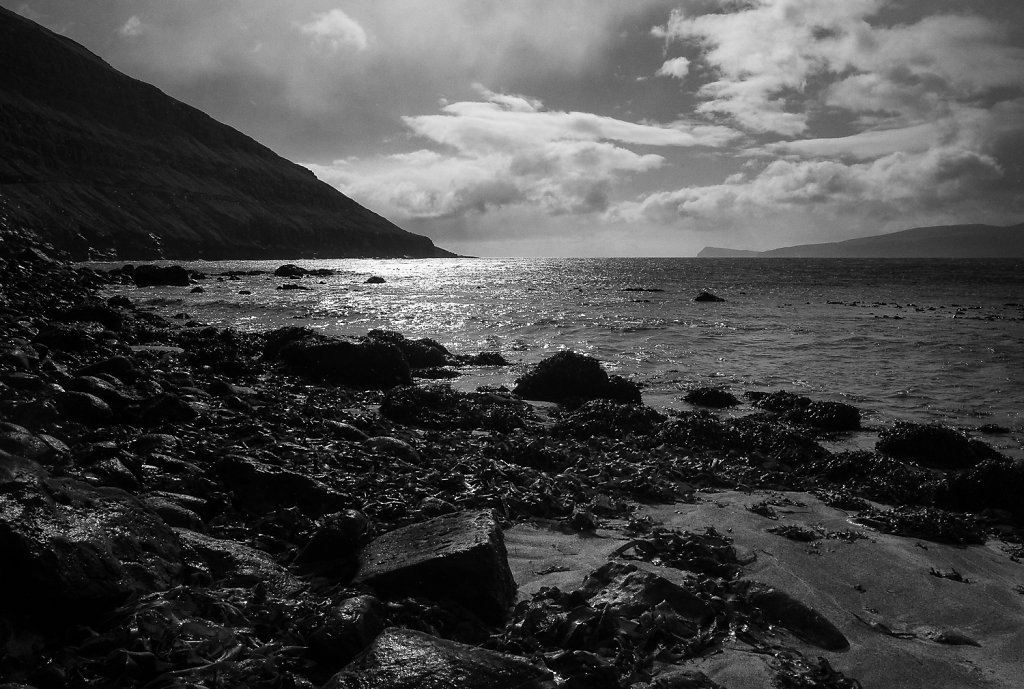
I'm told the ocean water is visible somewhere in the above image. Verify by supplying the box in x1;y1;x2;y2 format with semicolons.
98;258;1024;457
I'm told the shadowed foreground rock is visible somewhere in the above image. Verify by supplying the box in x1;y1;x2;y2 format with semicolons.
513;351;641;404
357;510;517;624
323;627;554;689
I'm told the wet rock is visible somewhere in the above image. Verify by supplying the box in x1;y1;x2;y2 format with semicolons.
274;263;307;278
0;431;51;460
323;419;370;442
380;384;531;432
277;283;310;291
54;390;113;426
138;392;199;426
365;330;449;368
580;562;713;624
323;627;553;689
876;421;986;469
132;433;181;454
65;375;132;409
694;291;725;302
750;391;860;431
465;351;509;366
363;436;421;463
684;387;740;408
140;493;205;530
175;529;300;593
190;286;204;293
273;332;411;389
214;455;348;516
0;372;49;392
978;423;1010;435
554;399;665;439
854;506;986;545
741;581;849;650
131;264;191;287
935;459;1024;520
76;355;140;383
364;275;386;284
308;595;386;671
356;510;517;624
55;300;124;331
0;463;183;617
295;509;375;568
513;351;641;404
33;323;94;352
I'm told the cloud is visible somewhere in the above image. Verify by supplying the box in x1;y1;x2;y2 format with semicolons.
117;15;144;38
657;0;1024;135
297;8;368;51
656;56;690;80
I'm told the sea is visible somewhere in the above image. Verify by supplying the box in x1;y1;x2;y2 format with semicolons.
95;258;1024;459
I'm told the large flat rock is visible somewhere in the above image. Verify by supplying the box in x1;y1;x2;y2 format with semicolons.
323;627;553;689
356;510;516;624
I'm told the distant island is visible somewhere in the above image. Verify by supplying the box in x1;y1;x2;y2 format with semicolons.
698;222;1024;258
0;7;452;260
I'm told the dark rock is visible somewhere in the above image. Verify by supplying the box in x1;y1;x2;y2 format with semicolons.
801;400;861;431
513;351;641;404
190;286;204;293
132;433;181;454
605;374;643;403
277;283;310;291
175;529;300;593
0;432;50;460
131;264;191;287
978;423;1010;435
274;334;411;389
295;510;374;571
140;493;205;530
54;390;113;426
76;355;140;383
578;561;713;625
554;399;665;439
65;375;132;408
742;581;848;650
274;264;307;278
323;627;553;689
138;393;199;426
935;459;1024;520
0;461;183;617
356;510;517;624
684;387;740;408
365;276;386;284
363;436;421;463
56;300;124;331
0;372;49;392
323;419;370;442
308;595;386;670
465;351;509;366
214;455;348;516
365;330;449;368
694;291;725;302
877;421;985;469
33;324;94;352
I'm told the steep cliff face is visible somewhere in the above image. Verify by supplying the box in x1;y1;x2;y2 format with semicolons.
0;7;451;260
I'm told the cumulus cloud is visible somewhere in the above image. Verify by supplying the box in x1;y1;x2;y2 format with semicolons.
311;88;738;220
297;8;368;51
656;56;690;80
118;15;144;38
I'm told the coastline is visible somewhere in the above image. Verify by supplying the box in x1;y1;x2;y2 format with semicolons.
2;248;1022;688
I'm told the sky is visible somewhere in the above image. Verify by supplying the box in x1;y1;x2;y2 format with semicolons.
11;0;1024;256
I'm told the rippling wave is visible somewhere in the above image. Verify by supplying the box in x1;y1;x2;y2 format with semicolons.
97;257;1024;456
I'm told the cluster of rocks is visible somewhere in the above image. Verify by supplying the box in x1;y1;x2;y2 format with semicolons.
1;243;1021;688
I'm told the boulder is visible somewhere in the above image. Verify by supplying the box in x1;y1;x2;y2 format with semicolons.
876;421;987;469
214;455;348;516
356;510;517;624
513;351;641;404
274;263;307;278
0;459;182;617
294;510;375;568
54;390;113;426
175;528;300;594
131;264;191;287
323;628;553;689
365;276;386;284
308;595;386;671
76;355;140;383
365;330;449;368
694;291;725;302
684;387;740;408
554;399;666;439
275;336;412;389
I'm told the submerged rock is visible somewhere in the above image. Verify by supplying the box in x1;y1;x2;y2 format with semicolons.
513;351;641;404
324;627;553;689
356;510;517;624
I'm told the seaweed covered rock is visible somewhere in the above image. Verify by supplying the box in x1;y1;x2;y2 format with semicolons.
513;351;641;404
935;459;1024;520
323;627;553;689
0;457;183;618
876;421;992;469
214;455;348;516
380;384;531;432
365;329;450;369
684;387;740;408
749;391;861;431
309;595;386;671
131;264;191;287
554;399;666;439
356;510;517;624
268;328;411;389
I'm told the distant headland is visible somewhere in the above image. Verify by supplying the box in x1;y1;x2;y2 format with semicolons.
698;222;1024;258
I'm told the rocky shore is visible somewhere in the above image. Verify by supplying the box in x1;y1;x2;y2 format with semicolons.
1;238;1022;688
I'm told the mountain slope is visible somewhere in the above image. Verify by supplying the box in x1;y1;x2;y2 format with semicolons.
698;223;1024;258
0;6;451;260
